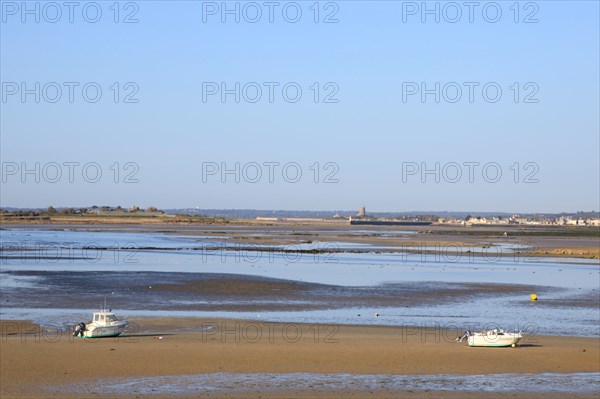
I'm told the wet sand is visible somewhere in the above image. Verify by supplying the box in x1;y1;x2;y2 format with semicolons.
1;270;549;312
1;318;599;399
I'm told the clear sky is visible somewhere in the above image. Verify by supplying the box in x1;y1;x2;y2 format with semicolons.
1;0;599;213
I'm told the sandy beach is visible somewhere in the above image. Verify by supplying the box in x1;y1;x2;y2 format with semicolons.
1;318;599;399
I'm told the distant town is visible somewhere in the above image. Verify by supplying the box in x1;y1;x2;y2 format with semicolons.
257;206;600;227
1;205;599;227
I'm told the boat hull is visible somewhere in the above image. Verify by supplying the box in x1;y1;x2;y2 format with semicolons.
82;321;128;338
468;333;522;347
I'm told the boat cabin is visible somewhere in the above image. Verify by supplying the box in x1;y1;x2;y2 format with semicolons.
92;312;118;323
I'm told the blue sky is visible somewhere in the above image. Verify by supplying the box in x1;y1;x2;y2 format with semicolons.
1;1;599;213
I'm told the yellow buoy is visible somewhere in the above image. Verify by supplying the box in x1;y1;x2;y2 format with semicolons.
530;294;538;301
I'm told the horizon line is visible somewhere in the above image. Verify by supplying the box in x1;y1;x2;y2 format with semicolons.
1;206;598;216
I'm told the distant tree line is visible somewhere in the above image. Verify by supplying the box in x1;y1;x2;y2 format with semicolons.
43;205;164;214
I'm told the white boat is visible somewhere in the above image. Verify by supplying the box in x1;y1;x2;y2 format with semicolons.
74;309;128;338
458;328;523;347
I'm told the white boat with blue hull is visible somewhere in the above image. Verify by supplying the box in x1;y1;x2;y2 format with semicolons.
74;310;128;338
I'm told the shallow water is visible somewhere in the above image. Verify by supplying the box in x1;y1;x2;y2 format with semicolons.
2;244;598;289
0;229;212;252
1;229;599;337
3;296;597;338
59;372;600;395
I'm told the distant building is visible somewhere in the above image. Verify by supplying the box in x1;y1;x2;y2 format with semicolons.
358;206;366;217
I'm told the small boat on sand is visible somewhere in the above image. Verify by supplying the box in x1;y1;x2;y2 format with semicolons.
74;308;128;338
457;328;523;347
